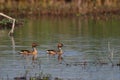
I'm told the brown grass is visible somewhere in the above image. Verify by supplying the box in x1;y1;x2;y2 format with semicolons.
0;0;120;17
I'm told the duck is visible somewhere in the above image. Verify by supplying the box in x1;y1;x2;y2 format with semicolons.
57;43;64;63
46;43;64;56
19;43;38;60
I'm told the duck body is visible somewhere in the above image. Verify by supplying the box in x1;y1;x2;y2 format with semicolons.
19;43;38;60
46;43;64;56
19;50;31;55
19;49;37;56
46;50;57;56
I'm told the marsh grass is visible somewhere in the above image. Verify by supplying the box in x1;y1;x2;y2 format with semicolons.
0;0;120;17
13;59;51;80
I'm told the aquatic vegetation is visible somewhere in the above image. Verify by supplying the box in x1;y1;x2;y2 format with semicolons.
14;72;62;80
0;18;23;29
0;0;120;16
0;18;12;28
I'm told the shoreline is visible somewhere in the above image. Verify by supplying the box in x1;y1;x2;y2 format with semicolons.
0;0;120;18
0;7;120;18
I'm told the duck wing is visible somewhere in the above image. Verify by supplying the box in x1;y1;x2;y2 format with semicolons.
19;50;31;55
46;50;57;55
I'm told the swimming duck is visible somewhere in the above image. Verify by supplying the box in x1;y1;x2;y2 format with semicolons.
46;43;64;56
19;43;38;60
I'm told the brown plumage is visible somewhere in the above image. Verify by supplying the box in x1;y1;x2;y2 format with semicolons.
46;50;57;56
19;43;38;60
46;43;64;56
57;43;63;48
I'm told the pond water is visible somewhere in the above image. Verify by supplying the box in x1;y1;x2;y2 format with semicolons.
0;17;120;80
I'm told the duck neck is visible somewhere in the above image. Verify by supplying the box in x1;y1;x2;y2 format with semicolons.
32;47;37;52
58;47;63;53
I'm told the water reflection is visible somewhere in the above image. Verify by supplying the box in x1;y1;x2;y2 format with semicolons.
0;17;120;80
9;36;15;54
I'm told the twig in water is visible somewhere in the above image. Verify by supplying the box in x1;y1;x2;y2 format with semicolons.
107;42;114;66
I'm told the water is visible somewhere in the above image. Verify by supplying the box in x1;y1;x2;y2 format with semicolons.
0;17;120;80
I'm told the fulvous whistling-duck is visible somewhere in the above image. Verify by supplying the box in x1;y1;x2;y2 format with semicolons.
57;43;64;63
19;43;38;60
46;43;64;56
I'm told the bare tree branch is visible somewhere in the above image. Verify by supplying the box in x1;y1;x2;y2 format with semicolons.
0;13;15;36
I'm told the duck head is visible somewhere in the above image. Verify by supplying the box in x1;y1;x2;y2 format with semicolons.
32;43;38;48
57;43;63;48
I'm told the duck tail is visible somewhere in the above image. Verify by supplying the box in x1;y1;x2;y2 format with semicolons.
18;51;23;54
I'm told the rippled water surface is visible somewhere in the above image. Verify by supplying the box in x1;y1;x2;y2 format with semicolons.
0;17;120;80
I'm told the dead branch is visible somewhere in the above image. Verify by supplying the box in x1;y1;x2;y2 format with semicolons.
0;13;15;36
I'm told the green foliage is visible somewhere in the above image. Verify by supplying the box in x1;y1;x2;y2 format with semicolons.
0;19;12;25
